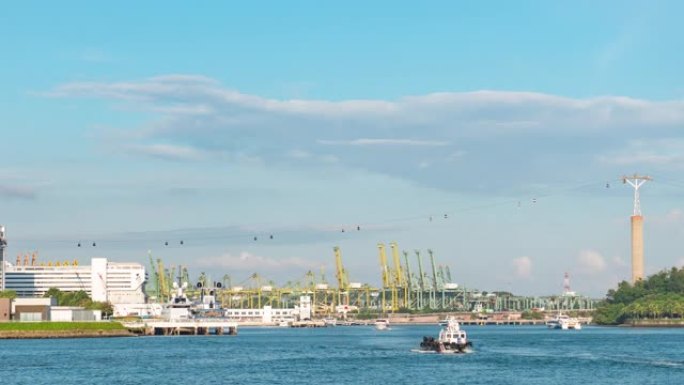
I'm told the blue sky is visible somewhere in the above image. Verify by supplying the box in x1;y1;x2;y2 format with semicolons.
2;1;684;296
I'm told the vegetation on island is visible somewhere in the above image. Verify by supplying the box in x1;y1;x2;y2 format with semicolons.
43;288;114;317
593;267;684;325
520;310;545;320
0;322;125;331
0;290;17;299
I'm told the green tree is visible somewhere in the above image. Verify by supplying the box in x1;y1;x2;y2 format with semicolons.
595;266;684;324
87;301;114;317
0;290;17;299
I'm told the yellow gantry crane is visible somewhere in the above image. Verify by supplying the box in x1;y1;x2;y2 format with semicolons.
390;242;406;309
333;246;349;306
377;243;391;312
157;258;169;303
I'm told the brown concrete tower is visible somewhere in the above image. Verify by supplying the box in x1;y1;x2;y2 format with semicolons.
622;174;651;284
0;226;5;290
630;215;644;283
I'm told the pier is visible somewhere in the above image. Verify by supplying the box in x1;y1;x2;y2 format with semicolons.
135;320;238;336
457;319;546;326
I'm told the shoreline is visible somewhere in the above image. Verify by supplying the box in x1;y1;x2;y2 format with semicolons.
619;321;684;328
0;329;136;339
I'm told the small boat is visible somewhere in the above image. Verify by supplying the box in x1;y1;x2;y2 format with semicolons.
419;317;472;353
546;313;582;330
374;319;390;330
323;318;337;327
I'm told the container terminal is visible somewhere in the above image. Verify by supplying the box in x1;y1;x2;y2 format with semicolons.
0;226;597;326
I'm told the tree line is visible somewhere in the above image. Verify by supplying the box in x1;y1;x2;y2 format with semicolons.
43;288;114;316
594;267;684;325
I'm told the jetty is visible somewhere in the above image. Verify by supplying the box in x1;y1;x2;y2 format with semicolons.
129;320;238;336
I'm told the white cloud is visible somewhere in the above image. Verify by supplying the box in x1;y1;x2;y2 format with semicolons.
195;251;312;271
512;256;532;279
317;139;450;147
319;154;339;163
44;74;684;192
445;151;466;162
599;139;684;167
80;49;112;63
48;75;684;135
665;209;684;224
127;143;207;161
287;149;312;159
650;208;684;226
612;255;628;268
578;250;607;274
0;184;37;200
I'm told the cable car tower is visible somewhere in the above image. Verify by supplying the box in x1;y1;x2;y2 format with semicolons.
622;174;652;283
0;226;6;290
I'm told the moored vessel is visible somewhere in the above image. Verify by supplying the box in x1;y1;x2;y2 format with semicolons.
323;318;337;327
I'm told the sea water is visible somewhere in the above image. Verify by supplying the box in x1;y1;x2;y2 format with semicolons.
1;325;682;384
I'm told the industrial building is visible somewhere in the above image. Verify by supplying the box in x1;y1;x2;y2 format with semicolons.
1;257;145;305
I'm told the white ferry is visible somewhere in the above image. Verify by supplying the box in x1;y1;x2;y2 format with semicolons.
546;313;582;330
419;317;472;353
374;319;390;330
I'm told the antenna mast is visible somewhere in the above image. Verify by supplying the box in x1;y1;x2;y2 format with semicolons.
622;174;652;216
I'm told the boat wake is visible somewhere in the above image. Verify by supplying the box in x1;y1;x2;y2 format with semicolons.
410;348;474;355
488;348;683;369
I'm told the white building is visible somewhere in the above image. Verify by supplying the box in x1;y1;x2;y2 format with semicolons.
50;306;102;321
1;257;145;304
223;296;312;323
112;303;163;318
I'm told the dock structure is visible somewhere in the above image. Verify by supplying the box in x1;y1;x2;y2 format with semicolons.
290;320;326;328
141;320;238;336
457;319;546;326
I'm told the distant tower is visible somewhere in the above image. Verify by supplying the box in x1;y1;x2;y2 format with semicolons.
622;174;652;284
0;225;6;290
563;272;571;295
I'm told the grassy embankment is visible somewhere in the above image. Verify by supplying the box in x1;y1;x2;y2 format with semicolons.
0;322;133;338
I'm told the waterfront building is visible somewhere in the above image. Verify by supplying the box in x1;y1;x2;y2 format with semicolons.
223;296;312;323
0;257;145;304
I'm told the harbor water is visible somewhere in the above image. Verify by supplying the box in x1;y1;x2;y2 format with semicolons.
1;325;682;384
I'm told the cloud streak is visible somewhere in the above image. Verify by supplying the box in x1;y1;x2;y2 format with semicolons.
126;143;208;161
0;184;37;200
194;251;313;271
45;75;684;193
317;139;450;147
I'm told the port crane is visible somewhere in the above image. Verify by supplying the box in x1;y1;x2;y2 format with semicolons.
377;243;391;311
415;250;425;308
428;249;438;309
390;242;406;309
333;246;349;307
403;250;414;309
147;251;159;301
